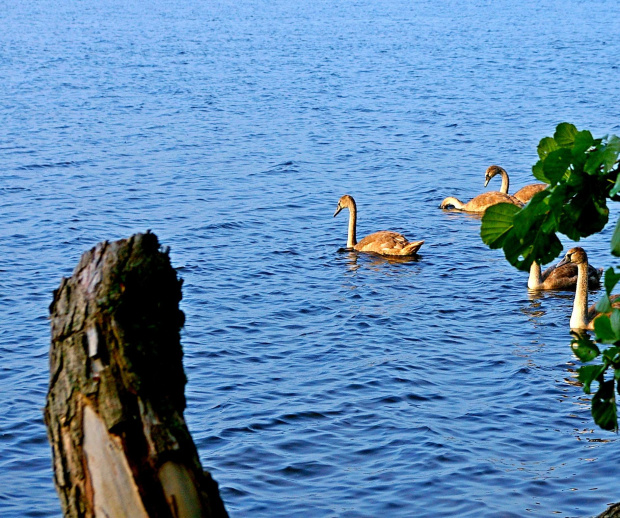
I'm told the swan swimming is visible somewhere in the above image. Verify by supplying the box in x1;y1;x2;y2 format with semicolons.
334;195;424;256
484;165;546;203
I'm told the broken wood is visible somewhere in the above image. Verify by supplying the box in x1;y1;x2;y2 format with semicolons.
45;232;229;518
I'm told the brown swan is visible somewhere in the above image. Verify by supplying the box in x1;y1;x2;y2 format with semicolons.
556;247;619;329
484;165;546;203
334;195;424;256
527;259;602;291
439;191;523;213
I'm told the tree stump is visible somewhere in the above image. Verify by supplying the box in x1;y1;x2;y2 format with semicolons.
45;232;229;518
598;503;620;518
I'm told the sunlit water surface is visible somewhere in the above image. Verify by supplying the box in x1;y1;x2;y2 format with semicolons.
2;0;620;516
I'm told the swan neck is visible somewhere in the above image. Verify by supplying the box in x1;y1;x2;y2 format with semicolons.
528;261;542;289
499;168;509;194
347;204;357;248
571;262;590;329
442;197;464;210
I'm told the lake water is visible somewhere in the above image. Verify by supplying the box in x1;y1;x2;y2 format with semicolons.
2;0;620;516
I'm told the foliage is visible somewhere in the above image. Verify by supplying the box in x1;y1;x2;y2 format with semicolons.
480;122;620;431
480;123;620;271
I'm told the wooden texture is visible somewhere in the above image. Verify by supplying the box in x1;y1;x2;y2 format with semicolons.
45;232;228;518
598;503;620;518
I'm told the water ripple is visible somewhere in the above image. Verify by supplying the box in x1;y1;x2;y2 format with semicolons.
2;0;620;517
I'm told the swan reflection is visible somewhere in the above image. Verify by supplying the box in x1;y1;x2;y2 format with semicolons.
338;248;421;272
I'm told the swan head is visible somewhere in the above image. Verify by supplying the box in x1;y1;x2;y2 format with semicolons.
334;194;356;217
484;165;504;187
557;247;588;267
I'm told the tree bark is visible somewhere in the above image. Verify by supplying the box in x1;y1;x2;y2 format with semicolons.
44;232;228;518
598;503;620;518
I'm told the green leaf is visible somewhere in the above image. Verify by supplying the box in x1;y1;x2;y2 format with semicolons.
537;137;559;160
561;190;610;238
591;379;617;431
611;216;620;256
504;227;562;271
496;190;564;269
596;294;612;314
584;150;604;175
604;267;620;295
578;364;607;393
542;148;573;184
480;203;521;248
532;160;549;183
593;314;618;343
602;346;620;364
603;136;620;173
565;168;584;187
571;131;595;173
609;172;620;198
611;312;620;342
584;138;620;175
572;130;595;155
540;211;559;233
570;331;600;362
554;122;578;147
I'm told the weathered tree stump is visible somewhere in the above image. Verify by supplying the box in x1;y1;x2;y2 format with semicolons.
598;503;620;518
45;232;228;518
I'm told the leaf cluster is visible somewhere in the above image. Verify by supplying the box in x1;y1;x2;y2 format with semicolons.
481;123;620;271
570;268;620;431
480;122;620;432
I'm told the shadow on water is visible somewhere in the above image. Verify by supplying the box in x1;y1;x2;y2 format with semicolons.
523;283;602;325
520;297;546;321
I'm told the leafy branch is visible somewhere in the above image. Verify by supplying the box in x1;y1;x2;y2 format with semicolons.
480;122;620;431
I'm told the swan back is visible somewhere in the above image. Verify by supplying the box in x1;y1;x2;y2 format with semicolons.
441;191;523;213
355;232;424;255
533;261;601;290
513;184;546;203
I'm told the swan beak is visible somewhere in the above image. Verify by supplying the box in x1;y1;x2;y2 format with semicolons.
484;177;490;187
557;254;571;267
333;205;342;217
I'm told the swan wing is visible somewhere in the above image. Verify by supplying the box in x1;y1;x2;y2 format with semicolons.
464;192;523;212
542;263;600;290
513;183;546;203
354;231;423;256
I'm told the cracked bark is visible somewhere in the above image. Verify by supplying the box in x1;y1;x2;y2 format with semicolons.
44;232;228;518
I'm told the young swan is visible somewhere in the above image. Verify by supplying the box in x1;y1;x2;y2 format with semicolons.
527;259;602;291
439;191;523;213
334;194;424;256
484;165;546;203
557;247;619;329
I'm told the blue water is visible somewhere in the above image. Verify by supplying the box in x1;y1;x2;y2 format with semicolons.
2;0;620;516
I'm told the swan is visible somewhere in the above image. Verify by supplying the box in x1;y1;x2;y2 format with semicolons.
439;191;523;213
334;194;424;256
556;247;619;329
527;259;602;291
484;165;546;203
